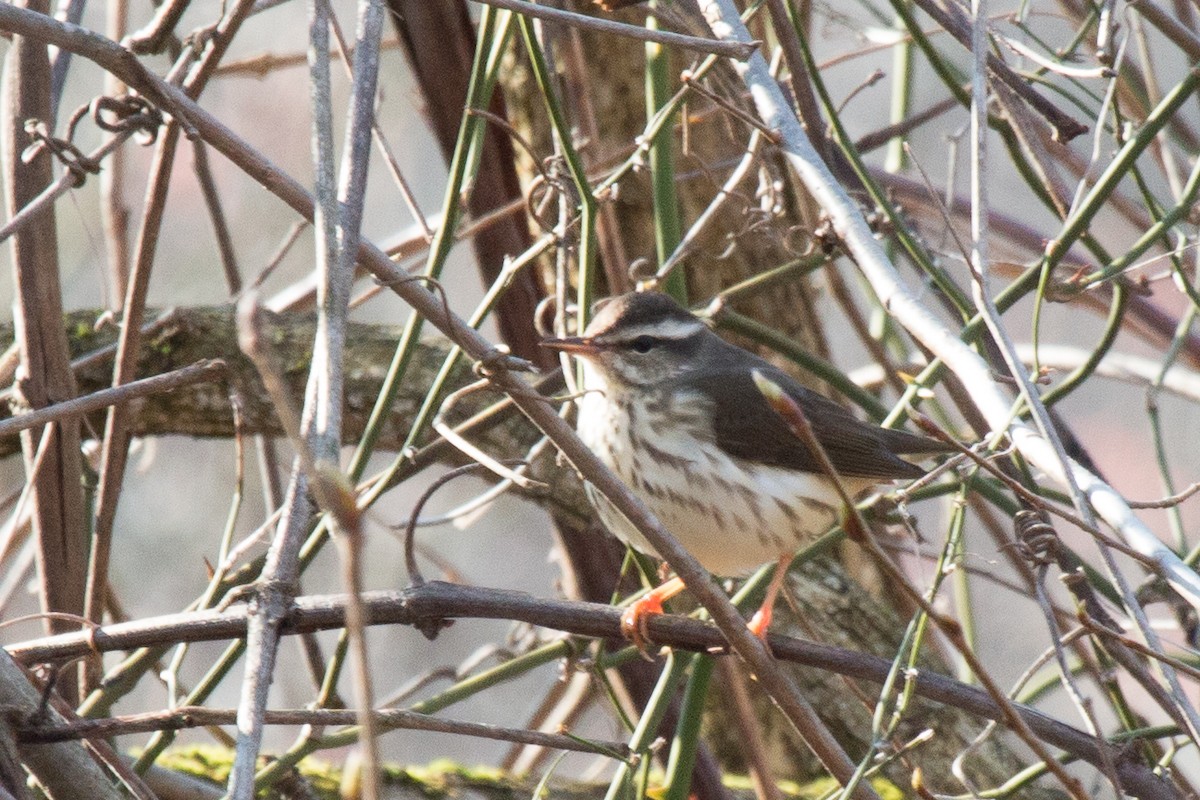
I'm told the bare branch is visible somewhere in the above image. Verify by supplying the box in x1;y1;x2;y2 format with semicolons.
0;359;226;439
3;582;1177;798
469;0;758;59
19;705;631;758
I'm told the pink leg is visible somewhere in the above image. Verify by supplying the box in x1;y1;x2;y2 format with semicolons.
747;555;791;639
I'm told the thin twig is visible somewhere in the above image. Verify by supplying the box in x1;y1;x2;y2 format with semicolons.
994;33;1115;79
968;7;1119;787
1127;482;1200;510
1077;615;1200;682
212;38;401;77
323;13;431;240
0;130;131;246
974;0;1200;748
853;96;958;153
228;0;387;794
124;0;190;54
908;417;1161;567
18;704;632;757
0;360;226;439
399;461;523;589
679;71;780;142
750;372;1088;799
0;309;183;405
716;659;783;800
904;0;1089;141
100;21;131;308
84;0;261;701
228;293;320;798
433;380;544;489
469;0;758;59
4;0;91;704
192;141;242;294
656;126;766;282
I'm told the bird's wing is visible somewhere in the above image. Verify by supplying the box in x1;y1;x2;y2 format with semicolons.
684;365;933;480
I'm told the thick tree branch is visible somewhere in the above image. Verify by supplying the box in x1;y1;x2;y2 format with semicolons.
0;651;123;800
0;308;536;457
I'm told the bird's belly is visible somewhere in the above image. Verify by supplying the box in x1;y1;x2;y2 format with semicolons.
578;392;858;577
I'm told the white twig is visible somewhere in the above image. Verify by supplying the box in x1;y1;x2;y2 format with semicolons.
701;0;1200;755
994;33;1115;79
853;345;1200;403
322;2;386;797
434;381;545;490
968;10;1112;787
656;125;767;282
971;0;1200;744
229;0;385;794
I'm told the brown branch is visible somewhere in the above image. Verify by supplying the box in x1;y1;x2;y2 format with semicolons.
0;359;226;440
0;651;122;800
0;131;130;246
124;0;190;54
469;0;759;59
1128;0;1200;60
2;0;90;703
192;141;242;294
17;705;631;757
84;0;260;702
2;582;1176;798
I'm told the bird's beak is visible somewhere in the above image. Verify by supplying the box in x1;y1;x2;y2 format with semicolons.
540;336;601;356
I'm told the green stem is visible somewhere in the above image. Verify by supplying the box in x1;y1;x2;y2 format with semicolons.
516;16;599;330
662;655;715;800
778;1;973;319
347;8;515;484
1082;151;1200;289
133;640;246;770
646;2;687;302
884;5;913;174
1152;304;1199;558
1042;282;1128;407
604;652;690;800
1044;64;1200;270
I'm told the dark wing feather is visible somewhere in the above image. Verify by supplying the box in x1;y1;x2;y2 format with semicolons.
684;363;937;480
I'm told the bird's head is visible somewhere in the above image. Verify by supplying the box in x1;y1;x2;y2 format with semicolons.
541;292;710;388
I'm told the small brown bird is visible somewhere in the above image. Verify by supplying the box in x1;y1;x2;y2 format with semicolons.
542;292;945;643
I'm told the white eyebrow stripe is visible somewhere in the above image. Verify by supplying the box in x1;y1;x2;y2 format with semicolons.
605;319;706;341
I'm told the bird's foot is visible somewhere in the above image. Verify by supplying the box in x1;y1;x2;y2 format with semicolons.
620;593;665;656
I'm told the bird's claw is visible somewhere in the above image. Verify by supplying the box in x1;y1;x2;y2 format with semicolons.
620;594;665;657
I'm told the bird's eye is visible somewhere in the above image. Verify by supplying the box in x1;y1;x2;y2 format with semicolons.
630;335;657;354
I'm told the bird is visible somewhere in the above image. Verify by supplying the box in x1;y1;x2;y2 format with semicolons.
541;291;947;645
